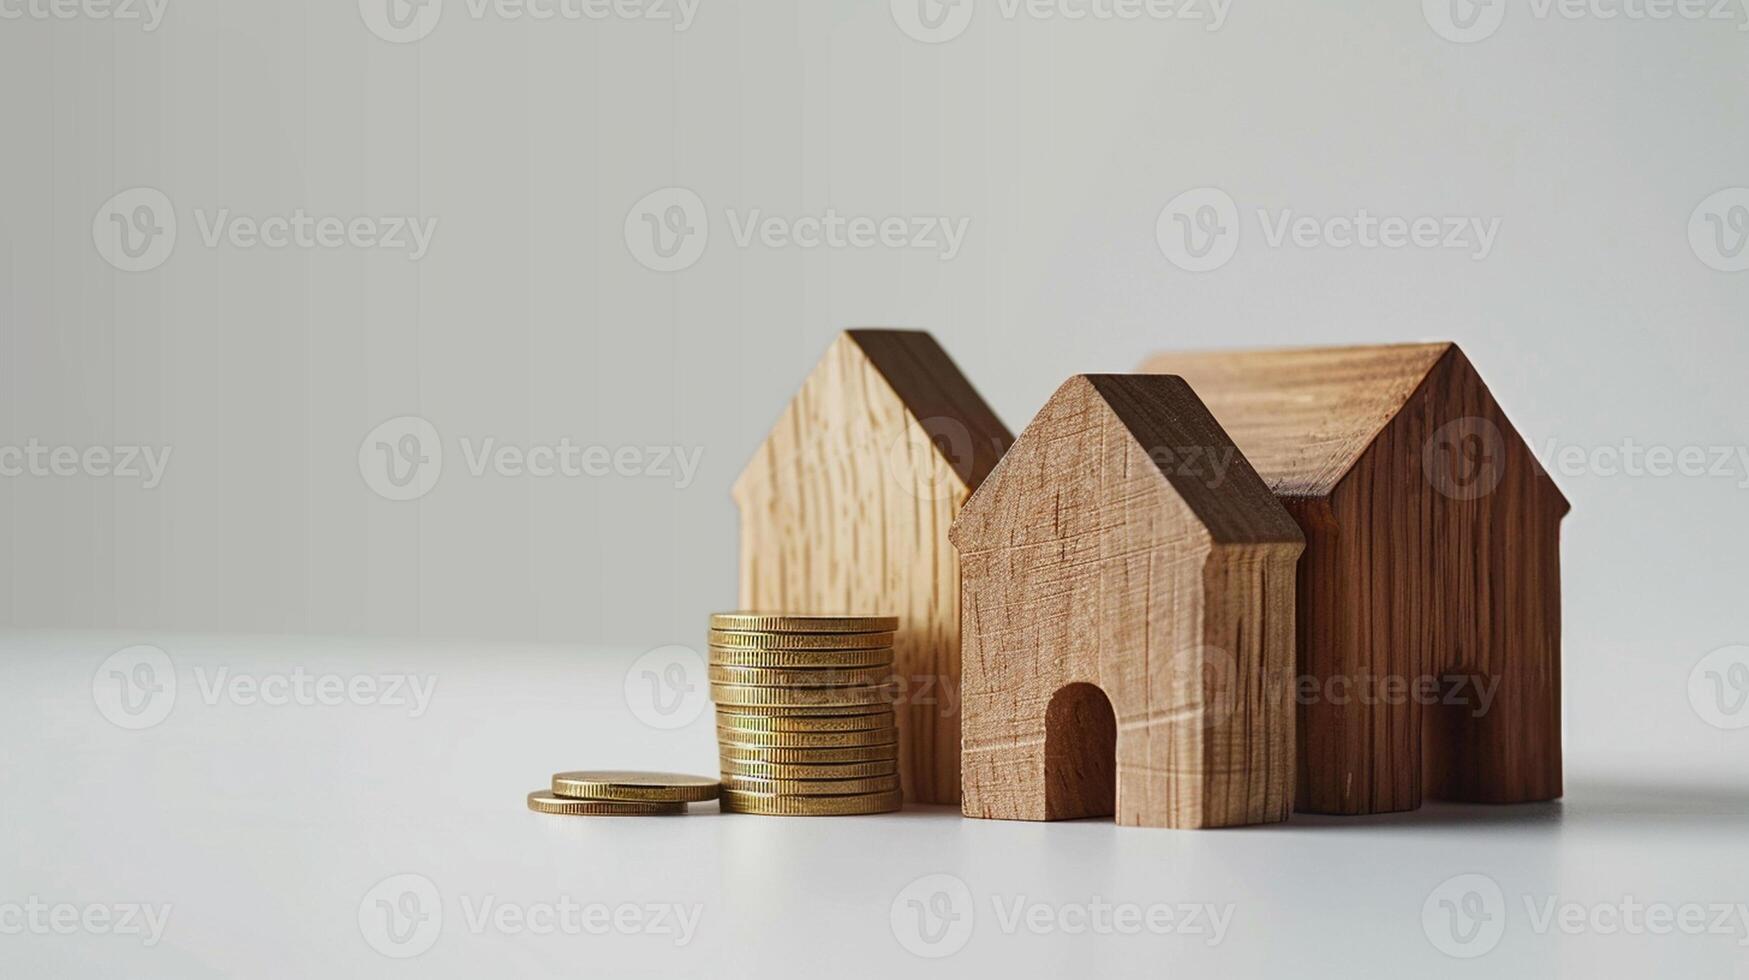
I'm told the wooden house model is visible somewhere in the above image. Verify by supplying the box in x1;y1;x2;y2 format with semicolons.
949;374;1306;829
733;330;1013;805
1139;343;1568;815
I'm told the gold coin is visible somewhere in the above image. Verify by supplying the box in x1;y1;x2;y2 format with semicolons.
709;665;895;688
722;758;898;779
709;630;896;651
716;709;895;733
716;727;898;749
708;646;895;669
718;789;903;816
527;791;686;816
711;682;898;709
709;613;899;634
723;773;901;796
718;742;897;763
550;771;719;803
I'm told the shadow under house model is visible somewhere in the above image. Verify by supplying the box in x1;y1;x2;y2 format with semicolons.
949;375;1307;829
1139;343;1569;816
733;330;1013;806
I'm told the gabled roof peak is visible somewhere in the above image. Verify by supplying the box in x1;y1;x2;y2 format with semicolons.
733;330;1012;501
1138;342;1456;498
953;374;1302;548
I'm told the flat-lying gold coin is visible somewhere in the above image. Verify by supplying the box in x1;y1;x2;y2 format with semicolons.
712;682;898;709
717;727;898;749
708;630;896;651
719;742;897;763
709;665;895;688
527;791;686;816
716;709;895;732
722;758;898;779
723;773;901;796
550;771;720;803
708;646;895;669
709;613;899;634
719;789;902;816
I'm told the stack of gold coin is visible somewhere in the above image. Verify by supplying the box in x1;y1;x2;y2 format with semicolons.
526;770;718;816
710;613;903;816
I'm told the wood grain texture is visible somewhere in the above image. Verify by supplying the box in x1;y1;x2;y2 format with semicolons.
950;375;1305;829
1138;343;1452;499
1140;343;1568;815
732;330;1012;805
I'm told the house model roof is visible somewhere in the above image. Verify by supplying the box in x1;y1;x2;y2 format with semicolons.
1139;341;1568;508
953;374;1304;548
733;329;1011;500
1138;342;1451;498
842;329;1011;491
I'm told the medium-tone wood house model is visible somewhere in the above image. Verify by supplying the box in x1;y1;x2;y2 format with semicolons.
950;375;1306;829
733;330;1013;805
1139;343;1568;815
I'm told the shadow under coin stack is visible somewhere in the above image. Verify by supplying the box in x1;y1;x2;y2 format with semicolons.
710;613;903;815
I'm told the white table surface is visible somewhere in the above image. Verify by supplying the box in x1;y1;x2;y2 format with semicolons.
5;630;1748;979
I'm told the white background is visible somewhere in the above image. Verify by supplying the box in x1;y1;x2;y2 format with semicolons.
3;0;1748;976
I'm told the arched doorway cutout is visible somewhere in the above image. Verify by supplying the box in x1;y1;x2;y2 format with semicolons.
1044;682;1117;820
